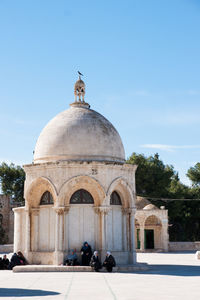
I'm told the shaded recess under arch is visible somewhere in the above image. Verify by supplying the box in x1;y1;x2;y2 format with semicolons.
110;191;122;205
70;189;94;204
40;191;54;205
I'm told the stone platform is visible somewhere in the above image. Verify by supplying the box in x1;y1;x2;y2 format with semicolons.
13;263;148;273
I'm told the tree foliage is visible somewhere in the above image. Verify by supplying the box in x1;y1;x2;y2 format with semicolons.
187;163;200;186
127;152;175;197
127;153;200;241
0;162;25;204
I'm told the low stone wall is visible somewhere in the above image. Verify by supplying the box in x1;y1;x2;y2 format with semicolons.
0;244;13;253
169;242;200;251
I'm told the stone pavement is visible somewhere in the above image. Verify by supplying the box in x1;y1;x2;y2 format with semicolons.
0;252;200;300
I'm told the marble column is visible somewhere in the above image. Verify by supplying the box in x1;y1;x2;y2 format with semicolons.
95;206;110;259
24;208;31;261
13;207;23;253
129;208;136;264
162;218;169;252
140;224;145;252
122;208;128;251
30;208;40;252
54;207;65;265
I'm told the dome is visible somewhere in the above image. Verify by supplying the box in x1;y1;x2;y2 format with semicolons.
34;102;125;164
143;204;159;210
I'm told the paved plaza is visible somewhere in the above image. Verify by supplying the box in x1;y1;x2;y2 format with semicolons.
0;252;200;300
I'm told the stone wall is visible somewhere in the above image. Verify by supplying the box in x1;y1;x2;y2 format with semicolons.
169;242;200;251
0;244;13;253
0;194;20;244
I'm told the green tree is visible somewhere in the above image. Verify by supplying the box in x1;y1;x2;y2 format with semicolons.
0;162;25;204
127;152;175;197
187;163;200;186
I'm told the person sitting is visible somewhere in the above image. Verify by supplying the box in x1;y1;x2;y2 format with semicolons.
80;241;92;266
8;251;28;270
17;251;28;265
103;251;116;272
0;258;4;270
64;249;78;266
2;254;9;270
90;251;102;272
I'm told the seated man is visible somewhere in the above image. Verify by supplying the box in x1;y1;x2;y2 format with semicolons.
2;255;9;270
64;249;78;266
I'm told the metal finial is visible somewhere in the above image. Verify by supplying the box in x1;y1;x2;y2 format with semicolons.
78;71;83;79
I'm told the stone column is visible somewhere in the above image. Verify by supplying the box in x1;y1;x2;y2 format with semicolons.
24;208;31;261
13;207;23;253
95;206;110;259
54;207;65;265
122;208;128;251
162;218;169;252
129;208;137;264
30;208;40;252
140;224;145;252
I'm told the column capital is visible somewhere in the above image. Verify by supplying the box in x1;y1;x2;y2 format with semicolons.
53;207;65;215
31;208;40;216
122;207;136;215
94;206;110;215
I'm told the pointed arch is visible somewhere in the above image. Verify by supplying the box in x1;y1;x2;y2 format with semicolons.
24;177;58;208
58;175;106;207
106;177;135;208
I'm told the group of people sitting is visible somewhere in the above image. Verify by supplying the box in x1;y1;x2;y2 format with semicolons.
0;251;28;270
64;241;116;272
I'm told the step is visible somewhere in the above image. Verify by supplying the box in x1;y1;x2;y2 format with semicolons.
13;263;148;273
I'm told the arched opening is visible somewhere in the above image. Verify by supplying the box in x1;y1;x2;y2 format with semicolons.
70;189;94;204
40;191;54;205
37;191;55;251
66;189;97;251
107;191;123;251
110;191;122;205
144;215;162;250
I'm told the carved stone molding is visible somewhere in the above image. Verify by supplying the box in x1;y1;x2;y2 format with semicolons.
31;208;40;216
53;207;65;215
122;207;136;216
94;206;110;215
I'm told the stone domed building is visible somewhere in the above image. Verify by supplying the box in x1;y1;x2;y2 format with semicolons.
13;76;137;265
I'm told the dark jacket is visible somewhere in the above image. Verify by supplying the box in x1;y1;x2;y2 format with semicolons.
90;255;102;270
103;255;116;267
2;258;9;269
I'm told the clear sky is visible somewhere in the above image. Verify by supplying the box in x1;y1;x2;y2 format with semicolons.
0;0;200;186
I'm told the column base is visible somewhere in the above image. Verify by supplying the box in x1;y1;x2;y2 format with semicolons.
54;251;64;265
128;251;137;264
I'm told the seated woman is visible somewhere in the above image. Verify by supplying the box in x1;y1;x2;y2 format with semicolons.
103;251;116;272
64;249;78;266
90;251;102;272
80;241;92;266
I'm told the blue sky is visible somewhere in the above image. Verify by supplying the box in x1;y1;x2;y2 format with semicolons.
0;0;200;185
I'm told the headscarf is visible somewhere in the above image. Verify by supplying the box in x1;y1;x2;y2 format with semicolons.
106;251;111;256
94;251;98;257
82;241;89;251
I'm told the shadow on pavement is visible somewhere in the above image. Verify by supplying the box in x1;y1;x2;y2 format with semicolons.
136;264;200;277
0;288;60;297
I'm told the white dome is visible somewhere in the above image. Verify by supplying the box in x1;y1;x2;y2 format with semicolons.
34;103;125;164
